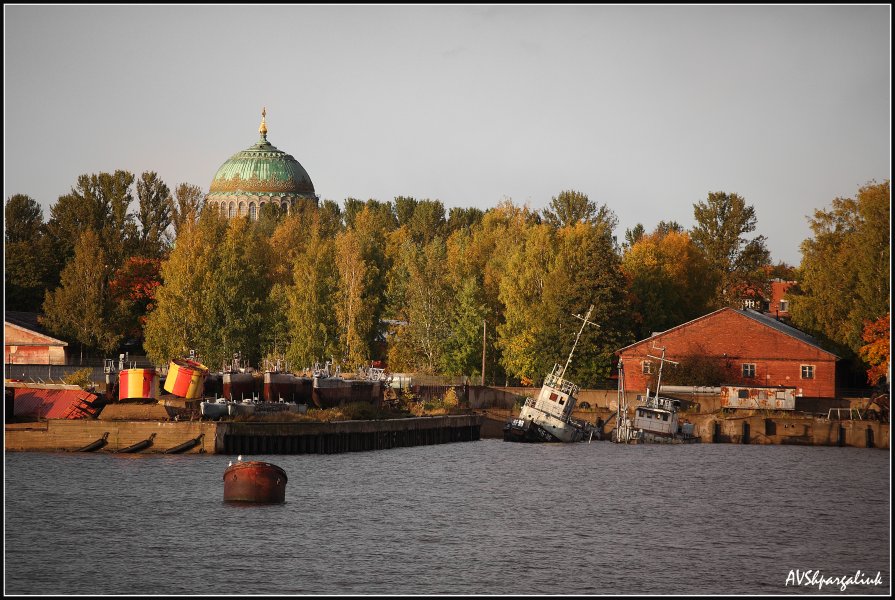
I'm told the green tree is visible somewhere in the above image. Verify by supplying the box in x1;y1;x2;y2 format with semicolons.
5;194;43;243
542;189;617;231
790;180;890;359
135;171;172;258
446;206;484;233
46;170;137;270
5;194;53;309
690;191;771;307
42;229;120;359
170;182;204;237
441;275;489;378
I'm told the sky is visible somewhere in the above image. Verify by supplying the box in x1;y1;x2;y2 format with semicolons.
3;4;891;266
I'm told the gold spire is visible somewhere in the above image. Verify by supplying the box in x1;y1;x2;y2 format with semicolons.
259;107;268;136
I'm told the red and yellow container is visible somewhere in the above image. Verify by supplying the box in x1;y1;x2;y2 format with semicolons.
163;358;209;398
118;368;159;401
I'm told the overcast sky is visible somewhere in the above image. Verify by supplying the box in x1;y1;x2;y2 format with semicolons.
4;4;890;266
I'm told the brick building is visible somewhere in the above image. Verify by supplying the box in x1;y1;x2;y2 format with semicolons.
617;307;838;399
4;311;69;365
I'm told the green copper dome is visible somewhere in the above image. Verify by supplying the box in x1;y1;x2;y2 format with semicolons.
208;112;315;197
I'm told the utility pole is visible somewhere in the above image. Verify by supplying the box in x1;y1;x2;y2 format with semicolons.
481;320;486;386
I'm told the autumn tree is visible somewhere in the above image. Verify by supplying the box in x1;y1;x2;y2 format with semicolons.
622;228;716;339
285;212;339;368
388;237;453;373
859;313;890;385
690;191;770;307
108;256;162;341
790;180;890;360
143;211;226;364
42;229;120;359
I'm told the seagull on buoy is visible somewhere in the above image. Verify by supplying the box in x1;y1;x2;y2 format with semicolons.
228;460;233;467
237;455;243;462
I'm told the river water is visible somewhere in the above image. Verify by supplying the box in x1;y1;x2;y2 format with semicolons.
4;440;890;595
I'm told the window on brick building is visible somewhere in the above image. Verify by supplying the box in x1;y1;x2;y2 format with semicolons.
779;300;789;312
801;365;815;379
742;363;756;378
642;361;653;375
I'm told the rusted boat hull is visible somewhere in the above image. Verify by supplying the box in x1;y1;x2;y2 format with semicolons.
223;461;288;503
312;377;352;408
223;372;257;402
263;372;297;403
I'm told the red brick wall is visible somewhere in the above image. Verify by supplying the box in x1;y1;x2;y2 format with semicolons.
619;309;837;398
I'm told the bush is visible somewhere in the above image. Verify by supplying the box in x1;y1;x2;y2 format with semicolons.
64;367;95;389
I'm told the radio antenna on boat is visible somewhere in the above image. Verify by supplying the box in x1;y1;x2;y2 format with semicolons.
646;342;679;401
559;304;598;379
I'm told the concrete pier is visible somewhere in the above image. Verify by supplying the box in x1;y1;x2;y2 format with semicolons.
4;414;482;455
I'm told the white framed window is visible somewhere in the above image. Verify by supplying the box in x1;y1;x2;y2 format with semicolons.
801;365;815;380
249;202;257;221
742;363;756;378
779;300;789;312
642;361;653;375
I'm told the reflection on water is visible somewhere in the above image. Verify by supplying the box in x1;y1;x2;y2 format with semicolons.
4;441;890;595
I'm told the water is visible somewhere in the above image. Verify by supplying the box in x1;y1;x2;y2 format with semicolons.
4;441;890;595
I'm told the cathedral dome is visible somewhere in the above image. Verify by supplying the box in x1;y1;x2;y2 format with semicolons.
206;109;317;219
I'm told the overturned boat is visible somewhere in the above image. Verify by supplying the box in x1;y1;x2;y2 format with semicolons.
503;306;600;443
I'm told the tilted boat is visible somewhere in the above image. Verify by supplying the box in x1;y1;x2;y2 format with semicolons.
613;344;699;444
223;458;288;503
503;305;600;443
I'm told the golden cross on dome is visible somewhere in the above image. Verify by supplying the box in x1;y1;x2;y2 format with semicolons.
259;107;268;135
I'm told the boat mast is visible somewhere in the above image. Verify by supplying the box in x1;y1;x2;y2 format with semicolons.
559;304;597;379
645;343;679;401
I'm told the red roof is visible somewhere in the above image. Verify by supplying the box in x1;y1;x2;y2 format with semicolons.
12;386;100;419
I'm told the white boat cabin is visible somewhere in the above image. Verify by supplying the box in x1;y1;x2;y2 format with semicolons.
632;395;680;437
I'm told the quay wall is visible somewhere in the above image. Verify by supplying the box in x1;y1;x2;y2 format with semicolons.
480;407;888;449
4;415;482;455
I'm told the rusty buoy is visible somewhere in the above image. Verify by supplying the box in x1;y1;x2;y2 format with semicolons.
223;459;287;503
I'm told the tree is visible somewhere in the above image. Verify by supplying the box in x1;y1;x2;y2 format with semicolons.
143;211;226;364
388;237;452;373
690;191;770;307
5;194;53;309
446;206;484;233
285;214;339;368
790;180;890;359
109;256;162;341
623;223;644;250
5;194;43;243
441;275;489;378
170;182;204;237
622;228;716;339
859;313;889;385
42;229;120;358
542;189;617;231
46;170;137;269
135;171;172;258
